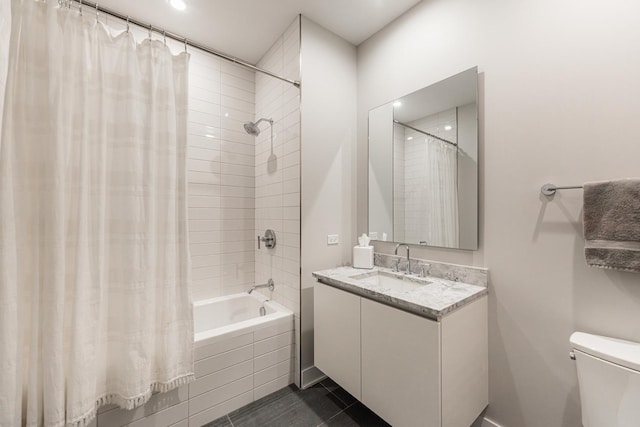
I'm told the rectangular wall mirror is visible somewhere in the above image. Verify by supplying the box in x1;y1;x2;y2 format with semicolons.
368;67;478;250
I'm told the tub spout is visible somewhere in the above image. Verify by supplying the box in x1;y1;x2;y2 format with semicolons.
249;278;275;294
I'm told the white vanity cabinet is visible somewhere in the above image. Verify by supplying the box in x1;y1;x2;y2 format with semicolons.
314;281;362;400
314;281;488;427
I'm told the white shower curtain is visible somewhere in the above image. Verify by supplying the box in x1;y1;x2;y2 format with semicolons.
425;139;459;247
0;2;194;426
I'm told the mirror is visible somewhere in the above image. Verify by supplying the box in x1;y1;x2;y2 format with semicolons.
368;67;478;250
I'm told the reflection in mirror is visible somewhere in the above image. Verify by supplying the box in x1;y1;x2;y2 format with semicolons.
368;67;478;250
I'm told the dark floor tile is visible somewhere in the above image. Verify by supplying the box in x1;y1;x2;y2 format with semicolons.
202;415;233;427
227;385;296;422
319;378;358;407
230;384;346;427
321;402;391;427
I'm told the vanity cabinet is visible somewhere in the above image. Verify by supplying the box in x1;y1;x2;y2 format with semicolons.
314;282;362;400
314;282;488;427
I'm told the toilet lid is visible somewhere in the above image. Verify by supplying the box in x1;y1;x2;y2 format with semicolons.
570;332;640;372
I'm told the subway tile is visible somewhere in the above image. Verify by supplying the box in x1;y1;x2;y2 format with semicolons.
189;360;253;398
252;373;294;402
187;391;253;427
220;185;254;199
188;159;221;174
189;184;221;197
190;243;222;256
220;140;253;156
220;163;254;177
194;332;253;361
188;210;221;221
254;331;294;357
189;135;220;151
220;62;255;83
189;219;221;231
220;84;255;105
192;266;221;280
189;375;253;417
188;196;221;208
191;255;222;268
220;174;254;188
195;344;253;378
220;96;254;115
189;231;221;244
125;401;188;427
221;72;256;93
188;147;220;162
220;152;254;167
254;361;293;389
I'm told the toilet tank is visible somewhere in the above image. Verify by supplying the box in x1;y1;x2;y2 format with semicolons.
570;332;640;427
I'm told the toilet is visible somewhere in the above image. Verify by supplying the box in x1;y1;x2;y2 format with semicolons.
570;332;640;427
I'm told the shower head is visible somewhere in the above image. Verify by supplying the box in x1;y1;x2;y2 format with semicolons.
243;118;273;136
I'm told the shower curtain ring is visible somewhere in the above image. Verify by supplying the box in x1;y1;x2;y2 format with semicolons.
184;38;188;53
163;29;166;46
95;2;99;23
149;24;153;39
126;16;130;33
79;0;82;15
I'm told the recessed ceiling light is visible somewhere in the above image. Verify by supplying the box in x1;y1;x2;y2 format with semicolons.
444;125;452;131
169;0;186;11
393;101;402;107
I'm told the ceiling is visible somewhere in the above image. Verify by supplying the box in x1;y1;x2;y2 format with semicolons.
97;0;422;64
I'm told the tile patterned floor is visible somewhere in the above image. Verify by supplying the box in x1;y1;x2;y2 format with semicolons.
204;378;390;427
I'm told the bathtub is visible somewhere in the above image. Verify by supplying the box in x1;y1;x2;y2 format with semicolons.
194;293;292;343
189;293;295;425
96;292;295;427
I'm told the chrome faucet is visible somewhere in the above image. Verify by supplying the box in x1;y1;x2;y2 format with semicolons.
394;243;411;275
248;278;275;294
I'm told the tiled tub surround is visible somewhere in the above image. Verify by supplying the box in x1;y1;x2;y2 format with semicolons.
312;257;487;320
96;293;294;427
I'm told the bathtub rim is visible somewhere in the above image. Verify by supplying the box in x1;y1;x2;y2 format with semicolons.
193;292;293;348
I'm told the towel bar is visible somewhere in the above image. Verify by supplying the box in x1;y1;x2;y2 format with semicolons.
541;183;584;196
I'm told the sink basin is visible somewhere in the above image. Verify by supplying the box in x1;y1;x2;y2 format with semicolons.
348;270;431;292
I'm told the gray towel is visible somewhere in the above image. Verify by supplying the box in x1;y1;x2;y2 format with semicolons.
583;178;640;273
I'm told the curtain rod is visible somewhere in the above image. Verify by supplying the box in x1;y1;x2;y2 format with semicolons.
66;0;301;88
393;120;457;146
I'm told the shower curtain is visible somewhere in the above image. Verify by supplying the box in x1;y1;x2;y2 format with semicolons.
424;138;459;247
0;1;194;426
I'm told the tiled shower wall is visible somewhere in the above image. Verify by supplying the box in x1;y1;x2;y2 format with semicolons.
254;16;302;386
187;48;257;301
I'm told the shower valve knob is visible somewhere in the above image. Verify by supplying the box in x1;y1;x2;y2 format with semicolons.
257;229;276;249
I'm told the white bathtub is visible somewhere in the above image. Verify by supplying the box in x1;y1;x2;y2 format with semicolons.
194;293;292;344
96;292;294;427
189;293;295;425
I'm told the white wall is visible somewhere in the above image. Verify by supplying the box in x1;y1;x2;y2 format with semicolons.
300;16;357;385
254;15;301;386
0;0;10;141
368;103;394;240
357;0;640;426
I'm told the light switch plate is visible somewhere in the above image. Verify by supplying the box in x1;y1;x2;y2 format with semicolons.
327;234;339;245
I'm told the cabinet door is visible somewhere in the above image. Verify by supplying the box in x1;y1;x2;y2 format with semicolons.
314;283;361;400
361;299;441;427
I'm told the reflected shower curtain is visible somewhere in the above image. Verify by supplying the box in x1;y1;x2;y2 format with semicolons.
0;2;194;426
425;139;459;247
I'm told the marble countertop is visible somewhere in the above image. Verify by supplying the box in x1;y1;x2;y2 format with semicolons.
312;266;488;320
